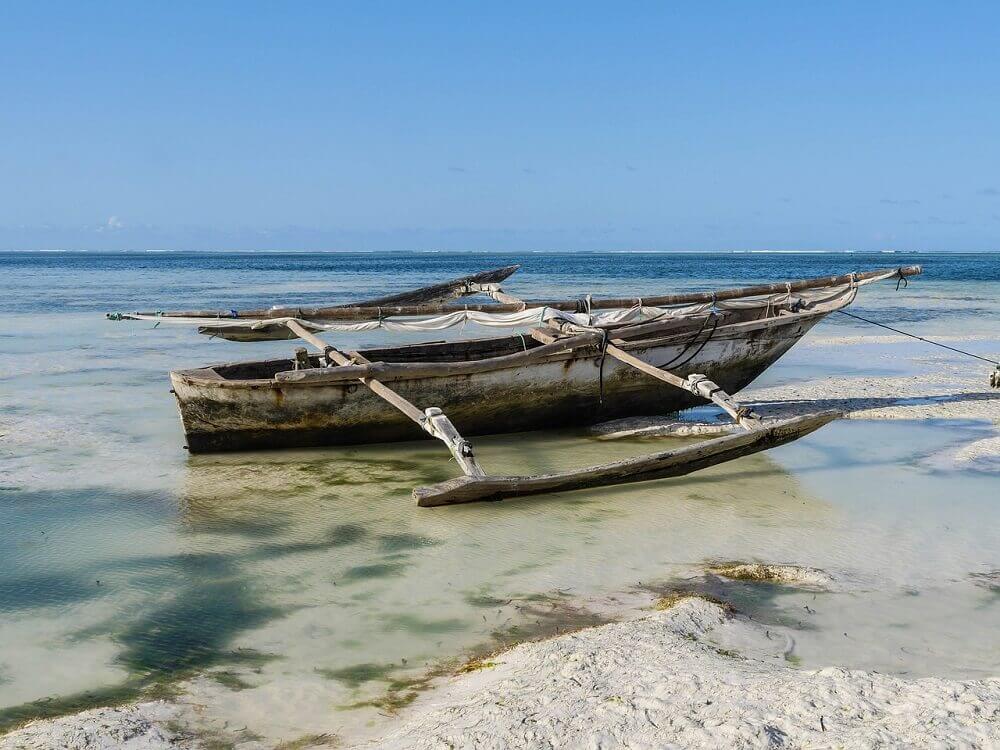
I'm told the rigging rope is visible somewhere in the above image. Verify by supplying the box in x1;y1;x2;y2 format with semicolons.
836;309;999;366
598;328;609;405
656;312;720;372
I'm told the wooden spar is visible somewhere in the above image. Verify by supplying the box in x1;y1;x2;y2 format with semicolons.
283;319;486;478
116;264;520;320
476;286;526;306
121;265;922;320
346;264;521;307
273;330;605;384
602;344;761;430
413;411;840;506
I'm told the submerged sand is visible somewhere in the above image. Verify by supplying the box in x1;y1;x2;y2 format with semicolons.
3;332;997;748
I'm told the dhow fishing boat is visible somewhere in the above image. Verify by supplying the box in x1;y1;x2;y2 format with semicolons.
109;264;922;506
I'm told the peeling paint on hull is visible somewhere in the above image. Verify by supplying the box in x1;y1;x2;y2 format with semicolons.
171;315;823;453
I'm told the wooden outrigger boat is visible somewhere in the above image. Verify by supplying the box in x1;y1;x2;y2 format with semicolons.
110;264;922;506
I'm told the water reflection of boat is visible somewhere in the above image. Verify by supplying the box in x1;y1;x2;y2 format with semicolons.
110;264;921;506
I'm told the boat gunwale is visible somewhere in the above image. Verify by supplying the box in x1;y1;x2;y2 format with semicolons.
171;303;837;390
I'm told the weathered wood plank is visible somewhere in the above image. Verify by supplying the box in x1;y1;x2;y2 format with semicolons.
274;330;604;384
413;411;839;506
285;319;422;423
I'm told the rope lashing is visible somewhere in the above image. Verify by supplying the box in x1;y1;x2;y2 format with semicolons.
658;312;720;372
597;328;610;405
895;267;909;291
836;309;1000;387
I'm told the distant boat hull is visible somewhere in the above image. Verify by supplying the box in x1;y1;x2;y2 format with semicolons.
170;309;827;453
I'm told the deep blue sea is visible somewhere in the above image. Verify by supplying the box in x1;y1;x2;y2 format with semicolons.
1;250;997;315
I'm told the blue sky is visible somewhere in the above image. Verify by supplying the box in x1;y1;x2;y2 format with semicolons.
1;2;998;251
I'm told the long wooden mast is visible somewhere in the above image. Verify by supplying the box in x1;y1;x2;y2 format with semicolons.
123;265;921;321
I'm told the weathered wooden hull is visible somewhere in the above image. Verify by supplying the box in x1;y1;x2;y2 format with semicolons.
171;311;827;453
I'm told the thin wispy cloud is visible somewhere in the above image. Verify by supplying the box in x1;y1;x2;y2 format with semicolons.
925;216;966;225
879;198;921;206
977;187;999;196
95;215;124;232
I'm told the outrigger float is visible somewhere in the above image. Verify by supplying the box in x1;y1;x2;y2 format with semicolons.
109;264;922;506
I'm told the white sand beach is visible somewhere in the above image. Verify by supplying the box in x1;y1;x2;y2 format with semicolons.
5;592;999;749
370;596;1000;749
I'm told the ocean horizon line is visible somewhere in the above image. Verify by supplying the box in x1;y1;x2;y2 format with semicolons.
2;248;998;255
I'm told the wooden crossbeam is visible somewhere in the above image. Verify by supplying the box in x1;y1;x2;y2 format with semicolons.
284;319;486;477
531;326;761;431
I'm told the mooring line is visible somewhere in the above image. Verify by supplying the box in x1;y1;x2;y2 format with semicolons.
836;309;999;366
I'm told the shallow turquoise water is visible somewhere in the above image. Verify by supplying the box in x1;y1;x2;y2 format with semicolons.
0;252;997;741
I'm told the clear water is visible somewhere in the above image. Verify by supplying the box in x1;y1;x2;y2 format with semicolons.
1;251;998;742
